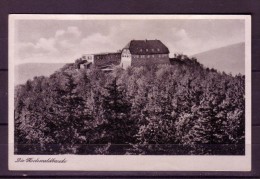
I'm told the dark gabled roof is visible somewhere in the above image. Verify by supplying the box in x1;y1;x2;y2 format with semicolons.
123;40;169;55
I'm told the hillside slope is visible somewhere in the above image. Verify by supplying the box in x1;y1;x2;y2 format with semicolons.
14;58;245;155
193;42;245;75
15;63;66;85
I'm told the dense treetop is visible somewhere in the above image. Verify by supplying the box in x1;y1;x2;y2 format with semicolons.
14;55;245;155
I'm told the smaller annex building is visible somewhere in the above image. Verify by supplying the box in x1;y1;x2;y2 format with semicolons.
82;52;121;70
80;39;170;70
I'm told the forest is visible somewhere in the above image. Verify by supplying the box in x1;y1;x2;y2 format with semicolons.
14;54;245;155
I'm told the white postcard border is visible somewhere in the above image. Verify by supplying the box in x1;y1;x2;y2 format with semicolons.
8;14;251;171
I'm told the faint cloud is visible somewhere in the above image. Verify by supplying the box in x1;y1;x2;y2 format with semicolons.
80;32;119;54
17;26;84;63
15;20;245;64
35;38;57;52
67;26;81;37
55;30;65;37
173;29;188;41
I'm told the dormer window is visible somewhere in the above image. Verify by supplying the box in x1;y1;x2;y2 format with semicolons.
157;48;160;51
146;49;148;52
152;49;154;52
140;49;143;52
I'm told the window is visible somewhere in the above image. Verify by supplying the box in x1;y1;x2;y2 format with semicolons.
140;49;143;52
147;55;150;58
152;55;154;58
152;49;154;52
146;49;148;52
157;48;160;51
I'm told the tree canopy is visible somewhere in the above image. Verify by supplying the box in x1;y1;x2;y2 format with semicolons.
14;55;245;155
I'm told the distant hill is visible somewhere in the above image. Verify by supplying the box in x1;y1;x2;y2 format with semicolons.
192;42;245;75
15;43;245;85
15;63;66;85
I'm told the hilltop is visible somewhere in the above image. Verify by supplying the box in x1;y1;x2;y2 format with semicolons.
14;43;245;86
14;54;245;155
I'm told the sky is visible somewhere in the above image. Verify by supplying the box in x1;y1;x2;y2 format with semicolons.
14;18;245;64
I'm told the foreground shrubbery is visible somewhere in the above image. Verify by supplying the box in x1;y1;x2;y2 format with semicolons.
14;55;245;155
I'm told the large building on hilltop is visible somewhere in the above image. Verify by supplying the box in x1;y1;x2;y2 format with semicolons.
120;39;170;69
80;39;170;70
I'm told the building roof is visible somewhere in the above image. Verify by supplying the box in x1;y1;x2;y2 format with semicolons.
94;52;121;56
123;40;169;55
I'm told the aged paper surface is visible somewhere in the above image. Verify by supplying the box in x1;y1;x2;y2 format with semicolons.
9;15;251;171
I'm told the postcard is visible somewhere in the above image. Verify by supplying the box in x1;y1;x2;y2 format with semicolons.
9;14;251;171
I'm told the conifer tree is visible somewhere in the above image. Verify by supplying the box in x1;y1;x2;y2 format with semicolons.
99;77;136;153
48;72;93;154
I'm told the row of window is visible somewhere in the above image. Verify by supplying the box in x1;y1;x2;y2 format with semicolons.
122;55;130;58
122;54;168;58
95;55;121;60
139;48;161;52
135;54;168;58
82;56;93;60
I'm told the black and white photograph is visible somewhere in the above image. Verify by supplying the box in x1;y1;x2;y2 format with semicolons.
8;15;251;171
